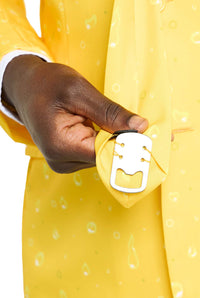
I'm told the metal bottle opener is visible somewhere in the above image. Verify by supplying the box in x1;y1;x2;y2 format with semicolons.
110;131;152;193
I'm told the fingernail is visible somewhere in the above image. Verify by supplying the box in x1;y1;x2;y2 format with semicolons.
128;116;149;133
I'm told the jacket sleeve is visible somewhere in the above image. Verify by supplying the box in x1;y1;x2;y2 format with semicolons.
0;0;54;146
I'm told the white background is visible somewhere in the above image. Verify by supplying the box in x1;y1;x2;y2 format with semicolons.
0;1;41;297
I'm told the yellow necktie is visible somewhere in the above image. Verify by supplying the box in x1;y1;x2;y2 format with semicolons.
95;0;171;208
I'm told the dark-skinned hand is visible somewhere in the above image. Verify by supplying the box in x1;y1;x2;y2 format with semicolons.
2;55;149;173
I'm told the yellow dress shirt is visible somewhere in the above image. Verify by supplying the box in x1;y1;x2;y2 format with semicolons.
0;0;200;297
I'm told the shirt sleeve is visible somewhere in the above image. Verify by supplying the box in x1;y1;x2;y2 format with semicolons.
0;0;54;146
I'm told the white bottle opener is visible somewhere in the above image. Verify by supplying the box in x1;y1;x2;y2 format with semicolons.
110;131;152;193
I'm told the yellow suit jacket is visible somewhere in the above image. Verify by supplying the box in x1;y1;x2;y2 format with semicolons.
0;0;200;297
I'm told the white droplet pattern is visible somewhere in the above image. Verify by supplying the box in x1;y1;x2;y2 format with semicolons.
58;2;64;12
43;163;50;180
52;229;60;240
110;42;117;48
149;92;155;99
73;173;83;186
51;200;57;208
59;289;67;298
82;262;90;276
93;172;100;181
112;83;121;93
169;192;180;202
24;286;30;298
173;110;189;123
0;9;8;23
180;169;186;175
148;125;160;139
166;218;175;228
168;20;177;29
191;32;200;44
57;20;62;32
96;59;101;66
87;222;97;234
35;252;45;267
80;40;86;49
108;205;112;212
156;277;161;283
35;200;40;213
59;196;68;209
106;268;111;274
85;15;97;30
171;282;184;298
150;0;162;5
192;4;198;11
113;231;120;239
128;235;139;269
188;245;197;258
28;238;34;247
66;24;70;34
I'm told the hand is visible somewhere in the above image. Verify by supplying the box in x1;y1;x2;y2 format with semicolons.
2;55;148;173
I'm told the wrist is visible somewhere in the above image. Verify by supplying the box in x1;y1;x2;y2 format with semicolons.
2;54;45;111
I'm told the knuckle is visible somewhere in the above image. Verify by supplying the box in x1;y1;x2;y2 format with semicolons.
62;74;85;98
57;73;88;111
104;101;123;126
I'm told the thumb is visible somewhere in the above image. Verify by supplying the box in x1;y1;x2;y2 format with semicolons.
75;86;149;133
66;74;149;133
97;98;149;133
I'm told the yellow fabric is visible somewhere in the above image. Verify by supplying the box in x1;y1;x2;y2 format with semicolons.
0;0;200;297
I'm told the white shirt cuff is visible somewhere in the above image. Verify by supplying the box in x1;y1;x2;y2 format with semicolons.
0;50;52;125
